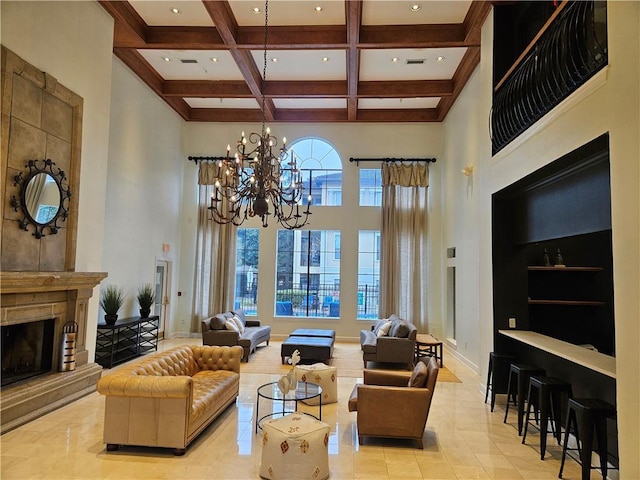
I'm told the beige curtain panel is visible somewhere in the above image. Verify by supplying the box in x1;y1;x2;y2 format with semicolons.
192;163;237;332
379;162;429;332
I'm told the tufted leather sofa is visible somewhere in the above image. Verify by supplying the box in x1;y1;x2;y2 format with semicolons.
97;344;243;455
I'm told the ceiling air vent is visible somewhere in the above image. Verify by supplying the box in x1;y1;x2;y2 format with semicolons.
180;59;198;64
406;59;426;65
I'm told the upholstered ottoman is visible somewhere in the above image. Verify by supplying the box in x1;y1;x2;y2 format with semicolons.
281;336;334;364
260;413;330;480
295;363;338;405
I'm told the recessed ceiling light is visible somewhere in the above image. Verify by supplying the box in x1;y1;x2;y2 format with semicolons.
411;4;421;12
436;56;445;62
271;57;278;63
322;57;329;62
170;7;180;14
391;57;399;63
162;56;171;62
252;7;261;14
314;6;323;12
210;57;218;63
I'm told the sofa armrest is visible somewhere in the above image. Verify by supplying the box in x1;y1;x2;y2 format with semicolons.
202;329;239;346
245;319;261;328
363;369;411;387
97;375;193;398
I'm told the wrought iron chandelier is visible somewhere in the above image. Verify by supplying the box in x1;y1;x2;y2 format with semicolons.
208;0;311;229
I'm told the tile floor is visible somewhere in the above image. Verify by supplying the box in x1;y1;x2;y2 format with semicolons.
0;338;586;479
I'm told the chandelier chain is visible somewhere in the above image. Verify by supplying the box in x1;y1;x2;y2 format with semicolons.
261;0;269;133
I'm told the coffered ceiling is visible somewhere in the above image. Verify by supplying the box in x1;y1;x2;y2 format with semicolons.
99;0;491;123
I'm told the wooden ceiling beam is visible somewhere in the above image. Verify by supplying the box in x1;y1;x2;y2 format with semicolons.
202;0;276;122
265;81;347;97
237;26;346;49
346;0;363;121
359;24;467;48
436;46;481;121
359;80;454;98
99;0;146;47
163;80;252;97
144;27;225;49
463;1;493;45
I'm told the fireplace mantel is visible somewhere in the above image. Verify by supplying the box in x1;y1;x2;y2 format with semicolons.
0;271;107;294
0;271;107;433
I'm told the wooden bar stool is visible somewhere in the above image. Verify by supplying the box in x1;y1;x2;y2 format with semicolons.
559;398;617;480
521;376;573;459
503;363;546;435
484;352;516;412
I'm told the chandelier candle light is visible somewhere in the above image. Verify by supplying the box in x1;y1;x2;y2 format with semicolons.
208;0;311;230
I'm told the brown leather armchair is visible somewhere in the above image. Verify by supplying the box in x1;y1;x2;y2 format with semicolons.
348;357;439;448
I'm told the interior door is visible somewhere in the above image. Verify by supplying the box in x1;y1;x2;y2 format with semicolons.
154;260;170;337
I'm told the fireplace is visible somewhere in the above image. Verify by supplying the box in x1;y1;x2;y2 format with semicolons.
0;271;106;433
1;319;55;387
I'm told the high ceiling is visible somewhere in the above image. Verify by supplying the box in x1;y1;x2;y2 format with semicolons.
99;0;491;123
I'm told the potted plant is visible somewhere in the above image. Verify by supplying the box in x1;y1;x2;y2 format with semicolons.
100;285;125;325
137;283;155;318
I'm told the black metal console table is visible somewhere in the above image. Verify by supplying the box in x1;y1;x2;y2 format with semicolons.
95;315;159;368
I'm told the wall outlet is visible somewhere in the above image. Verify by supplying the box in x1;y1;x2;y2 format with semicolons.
508;317;517;328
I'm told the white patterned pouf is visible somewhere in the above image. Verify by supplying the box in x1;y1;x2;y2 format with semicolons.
260;413;330;480
294;363;338;405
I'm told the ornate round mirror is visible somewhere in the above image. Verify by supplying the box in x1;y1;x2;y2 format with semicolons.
11;159;71;239
23;172;61;223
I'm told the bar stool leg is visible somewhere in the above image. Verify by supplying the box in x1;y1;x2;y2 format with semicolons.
503;369;514;423
521;381;534;445
538;386;551;459
579;410;595;480
558;408;576;479
517;370;530;435
594;414;608;480
484;354;493;406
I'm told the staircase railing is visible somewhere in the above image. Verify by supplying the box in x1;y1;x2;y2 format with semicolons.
491;1;608;154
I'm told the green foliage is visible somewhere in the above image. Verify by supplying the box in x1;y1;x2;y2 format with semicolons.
136;283;155;309
100;285;125;316
275;289;308;308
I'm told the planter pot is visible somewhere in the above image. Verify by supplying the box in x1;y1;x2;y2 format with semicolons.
104;314;118;325
139;308;151;318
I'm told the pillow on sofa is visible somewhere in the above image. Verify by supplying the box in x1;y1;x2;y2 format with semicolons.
225;319;240;333
408;360;428;388
210;314;227;330
376;320;393;337
389;318;411;338
230;314;245;334
232;309;247;326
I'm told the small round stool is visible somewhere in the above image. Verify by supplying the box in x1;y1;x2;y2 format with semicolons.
484;352;516;412
559;398;617;480
521;376;573;459
503;363;546;435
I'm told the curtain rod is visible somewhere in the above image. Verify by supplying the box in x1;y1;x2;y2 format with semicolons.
188;156;227;164
349;157;436;166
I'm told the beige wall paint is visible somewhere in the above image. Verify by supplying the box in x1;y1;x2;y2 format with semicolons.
1;1;114;359
103;58;185;337
443;4;639;477
180;122;445;339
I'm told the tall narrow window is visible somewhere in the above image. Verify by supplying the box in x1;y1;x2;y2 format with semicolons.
276;230;340;317
234;228;259;315
359;169;382;206
357;230;380;319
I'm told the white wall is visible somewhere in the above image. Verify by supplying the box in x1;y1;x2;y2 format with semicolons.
102;58;185;339
1;0;115;359
442;4;640;477
179;122;445;339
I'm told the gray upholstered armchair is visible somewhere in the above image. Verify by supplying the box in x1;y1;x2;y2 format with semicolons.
348;357;439;448
359;315;417;369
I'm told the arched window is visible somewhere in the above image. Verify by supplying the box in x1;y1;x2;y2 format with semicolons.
285;137;342;206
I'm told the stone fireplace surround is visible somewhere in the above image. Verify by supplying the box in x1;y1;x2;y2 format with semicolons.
0;271;106;433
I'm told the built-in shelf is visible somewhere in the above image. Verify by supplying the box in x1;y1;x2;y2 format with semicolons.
527;266;603;272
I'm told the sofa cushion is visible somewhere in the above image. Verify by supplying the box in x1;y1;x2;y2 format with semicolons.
230;314;245;334
408;360;428;388
231;309;247;327
389;319;411;338
360;330;378;354
210;314;227;330
376;320;392;337
225;319;240;333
